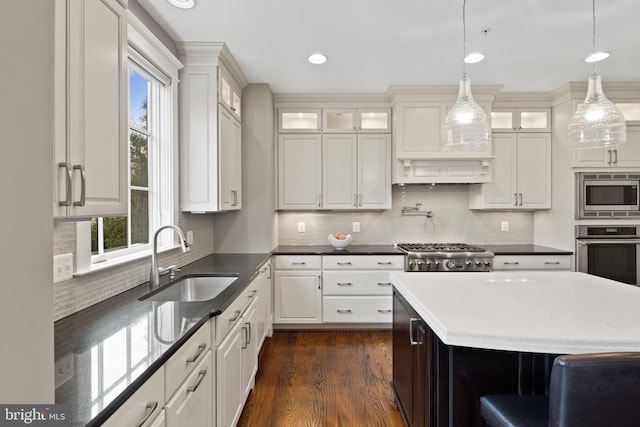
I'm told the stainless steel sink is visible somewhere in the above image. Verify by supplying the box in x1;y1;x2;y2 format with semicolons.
141;275;238;302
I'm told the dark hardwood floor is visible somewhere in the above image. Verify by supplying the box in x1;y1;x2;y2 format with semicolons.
237;330;405;427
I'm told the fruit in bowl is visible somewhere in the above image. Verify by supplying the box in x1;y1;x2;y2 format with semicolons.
328;232;352;249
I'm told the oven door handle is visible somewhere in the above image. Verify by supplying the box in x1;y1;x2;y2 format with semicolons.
577;239;640;245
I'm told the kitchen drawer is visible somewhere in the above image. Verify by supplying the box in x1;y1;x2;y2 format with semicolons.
493;255;571;271
165;321;211;400
323;271;393;295
102;367;165;427
214;280;259;346
274;255;322;270
322;296;392;323
322;255;404;270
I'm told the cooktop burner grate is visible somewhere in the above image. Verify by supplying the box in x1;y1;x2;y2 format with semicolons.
395;243;487;253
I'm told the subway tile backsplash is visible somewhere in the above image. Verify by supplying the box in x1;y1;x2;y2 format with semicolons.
52;213;214;321
278;185;533;246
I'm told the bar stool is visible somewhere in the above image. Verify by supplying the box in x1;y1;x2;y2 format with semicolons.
480;352;640;427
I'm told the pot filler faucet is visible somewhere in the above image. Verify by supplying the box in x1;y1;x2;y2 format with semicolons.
149;225;190;290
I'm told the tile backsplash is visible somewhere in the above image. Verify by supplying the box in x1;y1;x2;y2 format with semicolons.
53;213;214;321
278;184;533;245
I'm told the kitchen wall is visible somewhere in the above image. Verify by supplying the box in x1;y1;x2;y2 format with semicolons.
279;184;533;245
53;213;213;320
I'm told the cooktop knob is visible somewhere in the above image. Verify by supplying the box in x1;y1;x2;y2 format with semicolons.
445;260;456;270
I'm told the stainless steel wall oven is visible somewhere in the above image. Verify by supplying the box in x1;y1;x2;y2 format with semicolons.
575;225;640;286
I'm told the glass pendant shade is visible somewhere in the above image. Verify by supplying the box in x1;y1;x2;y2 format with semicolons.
442;77;490;151
568;73;626;149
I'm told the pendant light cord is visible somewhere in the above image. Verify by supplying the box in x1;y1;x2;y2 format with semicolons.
592;0;598;74
462;0;467;77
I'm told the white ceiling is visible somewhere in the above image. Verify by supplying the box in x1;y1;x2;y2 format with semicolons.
137;0;640;94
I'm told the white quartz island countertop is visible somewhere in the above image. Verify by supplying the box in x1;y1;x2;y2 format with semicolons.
390;271;640;355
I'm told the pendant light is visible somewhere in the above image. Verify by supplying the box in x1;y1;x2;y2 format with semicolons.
567;0;626;149
442;0;490;151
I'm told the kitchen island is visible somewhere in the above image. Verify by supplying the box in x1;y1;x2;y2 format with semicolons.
389;271;640;427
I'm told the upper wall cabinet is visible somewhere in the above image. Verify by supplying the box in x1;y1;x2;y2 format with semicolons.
277;134;322;210
491;108;550;133
54;0;128;219
278;109;321;133
322;109;391;133
177;42;247;213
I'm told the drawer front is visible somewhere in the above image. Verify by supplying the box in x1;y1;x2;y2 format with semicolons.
322;296;392;323
214;278;260;346
322;271;393;295
165;321;211;399
102;367;165;427
274;255;322;270
493;255;571;270
322;255;404;270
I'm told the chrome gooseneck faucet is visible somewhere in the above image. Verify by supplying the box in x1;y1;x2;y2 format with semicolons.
150;225;190;290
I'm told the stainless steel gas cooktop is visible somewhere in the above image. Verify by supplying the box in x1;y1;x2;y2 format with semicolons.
394;243;494;272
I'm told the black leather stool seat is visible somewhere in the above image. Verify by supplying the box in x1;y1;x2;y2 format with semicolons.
480;395;548;427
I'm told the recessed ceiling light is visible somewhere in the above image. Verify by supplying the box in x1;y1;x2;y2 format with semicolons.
464;52;485;64
584;51;610;63
308;53;328;65
168;0;195;9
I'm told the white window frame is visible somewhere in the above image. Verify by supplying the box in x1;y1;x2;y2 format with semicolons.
75;12;183;275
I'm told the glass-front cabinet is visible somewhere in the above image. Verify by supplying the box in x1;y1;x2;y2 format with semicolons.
491;108;550;132
322;108;391;133
279;109;321;132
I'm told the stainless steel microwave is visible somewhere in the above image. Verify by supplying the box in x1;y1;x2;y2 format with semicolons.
577;172;640;218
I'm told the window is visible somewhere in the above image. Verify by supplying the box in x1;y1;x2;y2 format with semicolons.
75;16;181;274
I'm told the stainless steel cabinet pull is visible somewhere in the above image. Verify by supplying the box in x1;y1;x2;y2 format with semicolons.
353;193;358;207
229;309;242;322
246;321;252;344
518;193;523;206
231;190;238;206
241;326;248;349
318;193;322;207
136;401;158;427
248;289;258;298
377;309;392;313
409;318;419;345
291;262;306;265
613;149;618;165
337;309;353;314
513;193;518;206
186;343;206;363
337;262;352;266
317;275;321;290
358;193;363;207
187;369;208;393
377;261;393;265
503;261;520;265
544;261;560;265
58;162;72;207
607;149;612;165
73;164;86;207
337;282;353;286
377;282;392;286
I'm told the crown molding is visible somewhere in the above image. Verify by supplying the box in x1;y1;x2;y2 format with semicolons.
176;41;248;89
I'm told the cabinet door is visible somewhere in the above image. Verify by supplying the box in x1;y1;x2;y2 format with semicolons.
165;351;212;427
278;134;322;209
358;109;391;133
64;0;128;217
612;127;640;168
491;108;550;132
242;302;258;397
358;134;391;209
518;134;551;209
482;133;518;208
274;271;322;323
255;264;271;349
279;108;321;133
323;109;356;133
393;103;444;159
219;67;241;121
216;322;244;427
219;108;242;210
392;291;415;425
572;146;608;168
102;368;165;427
323;134;358;209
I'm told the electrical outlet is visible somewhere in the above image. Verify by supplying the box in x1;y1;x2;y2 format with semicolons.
55;353;74;388
186;230;194;245
53;253;73;283
501;221;509;232
297;222;306;233
352;221;361;232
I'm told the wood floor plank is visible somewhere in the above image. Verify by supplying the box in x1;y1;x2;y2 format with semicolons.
237;330;404;427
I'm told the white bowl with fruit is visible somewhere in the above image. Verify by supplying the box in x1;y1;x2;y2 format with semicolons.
328;232;352;249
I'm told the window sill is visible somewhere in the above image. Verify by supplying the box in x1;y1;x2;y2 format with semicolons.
73;244;182;278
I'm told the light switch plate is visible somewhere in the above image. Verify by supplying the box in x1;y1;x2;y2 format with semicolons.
53;253;73;283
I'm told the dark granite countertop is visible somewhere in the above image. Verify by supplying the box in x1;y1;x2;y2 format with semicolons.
273;244;403;255
481;244;573;256
54;253;270;427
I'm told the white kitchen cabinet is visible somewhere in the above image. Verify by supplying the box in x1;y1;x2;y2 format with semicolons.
255;262;272;349
469;133;551;210
322;108;391;133
54;0;128;218
178;42;247;212
492;255;571;271
164;321;211;400
242;302;258;397
277;134;322;209
274;256;322;324
321;255;403;324
322;134;391;210
278;108;322;133
572;127;640;168
491;108;550;133
165;350;212;427
102;368;165;427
